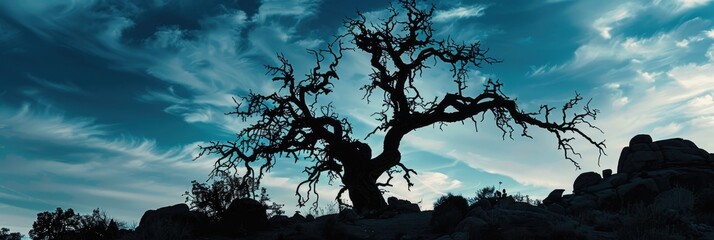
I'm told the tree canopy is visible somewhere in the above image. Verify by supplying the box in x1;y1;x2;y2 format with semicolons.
197;0;605;215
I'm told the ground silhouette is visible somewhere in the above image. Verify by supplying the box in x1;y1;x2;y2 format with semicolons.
20;134;714;239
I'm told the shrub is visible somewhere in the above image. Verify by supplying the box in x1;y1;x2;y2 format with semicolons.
470;185;542;208
431;193;469;233
311;202;340;217
29;208;122;240
184;173;284;222
76;209;121;239
474;186;497;203
434;193;468;211
0;228;23;240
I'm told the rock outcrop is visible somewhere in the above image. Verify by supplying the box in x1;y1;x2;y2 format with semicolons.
542;134;714;213
440;134;714;240
134;204;209;240
387;197;420;214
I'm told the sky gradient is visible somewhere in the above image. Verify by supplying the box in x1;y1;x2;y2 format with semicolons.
2;0;714;236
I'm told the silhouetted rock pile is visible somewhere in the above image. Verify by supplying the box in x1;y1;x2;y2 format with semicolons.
545;134;714;214
441;134;714;239
131;199;268;240
133;204;209;240
387;196;421;214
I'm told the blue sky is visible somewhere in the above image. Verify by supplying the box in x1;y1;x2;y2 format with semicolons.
2;0;714;235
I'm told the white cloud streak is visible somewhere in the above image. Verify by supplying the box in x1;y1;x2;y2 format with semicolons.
433;5;487;22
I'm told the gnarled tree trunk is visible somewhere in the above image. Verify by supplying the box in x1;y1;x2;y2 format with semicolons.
336;141;390;216
342;165;386;215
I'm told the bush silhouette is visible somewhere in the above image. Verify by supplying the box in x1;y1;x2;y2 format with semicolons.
29;208;123;240
431;193;469;233
0;227;23;240
184;173;284;222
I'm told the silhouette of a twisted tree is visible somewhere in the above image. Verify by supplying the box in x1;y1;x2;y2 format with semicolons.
197;0;606;215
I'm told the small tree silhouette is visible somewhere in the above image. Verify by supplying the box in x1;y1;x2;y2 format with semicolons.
29;208;80;240
0;227;23;240
197;0;606;215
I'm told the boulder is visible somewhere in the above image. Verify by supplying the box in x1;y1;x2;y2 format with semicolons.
616;147;632;174
573;172;602;193
543;189;565;206
593;189;620;210
618;135;713;174
601;172;628;187
291;212;307;223
616;177;659;205
630;134;653;145
217;198;267;237
387;197;420;213
602;169;613;178
134;204;209;240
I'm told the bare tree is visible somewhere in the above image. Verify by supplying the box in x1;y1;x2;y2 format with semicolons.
196;0;606;216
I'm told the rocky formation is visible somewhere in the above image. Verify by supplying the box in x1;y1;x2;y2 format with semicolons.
440;134;714;239
133;204;209;240
543;134;714;213
133;199;269;239
387;196;421;214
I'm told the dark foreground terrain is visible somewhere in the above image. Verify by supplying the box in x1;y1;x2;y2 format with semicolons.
120;134;714;240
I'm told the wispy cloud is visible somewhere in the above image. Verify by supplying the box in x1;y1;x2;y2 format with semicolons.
592;2;640;39
254;0;321;23
671;0;713;11
0;103;214;231
433;5;487;22
27;74;82;93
